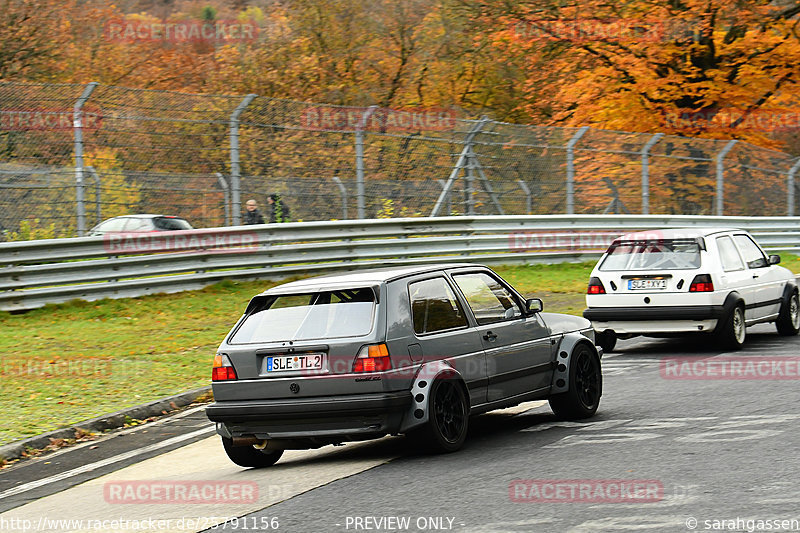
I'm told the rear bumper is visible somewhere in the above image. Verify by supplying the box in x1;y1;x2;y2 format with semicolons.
206;391;411;440
584;305;726;322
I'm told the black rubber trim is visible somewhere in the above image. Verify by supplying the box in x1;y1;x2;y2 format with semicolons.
744;298;782;310
206;391;409;422
583;305;726;321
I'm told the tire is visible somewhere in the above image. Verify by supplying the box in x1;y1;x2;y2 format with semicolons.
776;291;800;336
596;330;617;353
549;344;602;420
717;304;746;350
414;377;469;453
221;437;283;468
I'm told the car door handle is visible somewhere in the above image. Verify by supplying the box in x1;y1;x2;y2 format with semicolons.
753;274;759;279
483;331;497;341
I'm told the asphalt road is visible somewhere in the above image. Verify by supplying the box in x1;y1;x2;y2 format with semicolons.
2;323;799;533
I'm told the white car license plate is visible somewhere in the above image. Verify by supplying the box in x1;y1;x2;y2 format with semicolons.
628;279;667;290
266;353;325;372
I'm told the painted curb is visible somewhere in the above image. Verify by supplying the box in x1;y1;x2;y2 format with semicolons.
0;386;211;463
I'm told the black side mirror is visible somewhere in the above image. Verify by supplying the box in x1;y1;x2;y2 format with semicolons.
769;254;781;265
525;298;543;314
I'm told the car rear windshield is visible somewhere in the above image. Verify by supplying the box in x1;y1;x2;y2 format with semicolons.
599;239;702;271
229;288;376;343
153;217;192;230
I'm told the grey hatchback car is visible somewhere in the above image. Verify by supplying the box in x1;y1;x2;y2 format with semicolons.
206;264;603;467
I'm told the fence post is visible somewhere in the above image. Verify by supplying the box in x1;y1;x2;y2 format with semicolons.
436;179;452;215
565;126;589;215
640;133;663;215
229;94;257;226
716;140;738;216
332;176;348;219
788;158;800;217
86;166;101;226
431;118;489;216
355;105;379;219
73;82;98;237
517;179;532;214
216;172;231;226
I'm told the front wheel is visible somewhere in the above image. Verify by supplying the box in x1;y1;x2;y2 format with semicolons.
776;291;800;336
221;437;283;468
717;305;746;349
549;345;602;420
412;378;468;453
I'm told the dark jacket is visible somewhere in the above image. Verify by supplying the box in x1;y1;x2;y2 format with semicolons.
269;198;291;223
243;209;265;225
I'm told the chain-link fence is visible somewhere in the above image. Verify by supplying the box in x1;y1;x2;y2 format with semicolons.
1;81;798;240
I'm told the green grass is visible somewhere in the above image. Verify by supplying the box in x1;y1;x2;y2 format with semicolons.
1;255;797;447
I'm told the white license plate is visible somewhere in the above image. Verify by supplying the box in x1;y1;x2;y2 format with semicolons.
266;353;325;372
628;279;667;290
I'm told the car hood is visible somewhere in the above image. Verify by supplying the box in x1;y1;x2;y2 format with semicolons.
540;312;591;335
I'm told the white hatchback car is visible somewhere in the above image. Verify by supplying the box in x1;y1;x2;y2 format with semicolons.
584;228;799;351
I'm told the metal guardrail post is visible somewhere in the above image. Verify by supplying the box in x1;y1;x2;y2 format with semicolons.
86;166;102;226
216;173;231;226
73;82;98;237
517;179;532;214
640;133;663;215
565;126;589;215
788;158;800;217
431;118;489;216
229;94;257;226
332;176;348;219
436;179;451;215
355;106;379;219
716;140;738;216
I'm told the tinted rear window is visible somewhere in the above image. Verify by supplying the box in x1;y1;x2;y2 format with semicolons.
599;240;702;271
229;288;376;343
153;217;192;230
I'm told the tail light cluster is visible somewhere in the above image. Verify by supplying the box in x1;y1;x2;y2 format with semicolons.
212;353;237;381
587;277;606;295
689;274;714;292
353;343;392;372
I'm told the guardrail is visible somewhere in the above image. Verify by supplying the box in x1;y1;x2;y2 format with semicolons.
2;215;799;311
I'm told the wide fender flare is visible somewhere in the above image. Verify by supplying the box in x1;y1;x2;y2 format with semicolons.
781;281;798;304
399;360;467;434
550;332;602;396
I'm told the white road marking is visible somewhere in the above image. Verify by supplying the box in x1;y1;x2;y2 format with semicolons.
0;426;215;501
0;435;400;533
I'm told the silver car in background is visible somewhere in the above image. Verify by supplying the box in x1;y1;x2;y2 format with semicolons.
206;264;603;468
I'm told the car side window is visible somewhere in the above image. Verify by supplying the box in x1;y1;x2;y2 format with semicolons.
716;236;744;272
733;234;768;269
99;218;127;232
452;272;523;325
409;277;468;335
122;218;149;231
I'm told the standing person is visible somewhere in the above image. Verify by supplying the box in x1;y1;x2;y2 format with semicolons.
267;193;291;223
243;199;265;225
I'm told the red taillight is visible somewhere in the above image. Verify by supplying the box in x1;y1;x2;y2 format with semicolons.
587;277;606;294
212;354;237;381
689;274;714;292
353;344;392;373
